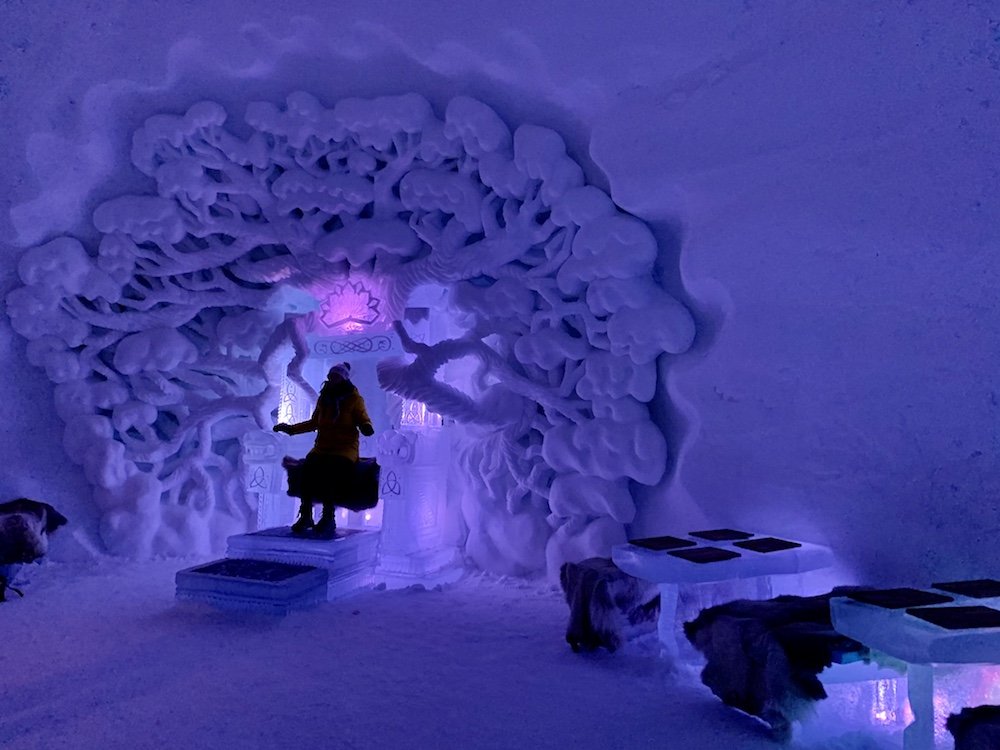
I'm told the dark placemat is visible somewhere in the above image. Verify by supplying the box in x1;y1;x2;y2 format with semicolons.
630;535;698;551
906;605;1000;630
668;547;741;564
733;537;802;553
193;559;316;582
689;528;755;541
932;579;1000;599
847;587;954;609
250;527;361;540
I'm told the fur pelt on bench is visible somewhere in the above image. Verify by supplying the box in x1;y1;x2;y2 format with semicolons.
947;705;1000;750
683;589;865;742
0;498;68;602
559;558;660;652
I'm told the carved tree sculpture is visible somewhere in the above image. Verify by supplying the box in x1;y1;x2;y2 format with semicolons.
6;93;695;575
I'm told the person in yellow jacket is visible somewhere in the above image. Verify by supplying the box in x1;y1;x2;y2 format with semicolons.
273;362;374;538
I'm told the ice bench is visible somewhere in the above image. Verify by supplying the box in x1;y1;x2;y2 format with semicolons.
611;528;835;660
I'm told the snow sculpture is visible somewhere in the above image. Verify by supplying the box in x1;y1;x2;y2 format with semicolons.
6;92;695;575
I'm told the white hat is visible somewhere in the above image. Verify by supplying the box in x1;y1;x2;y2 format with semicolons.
327;362;351;380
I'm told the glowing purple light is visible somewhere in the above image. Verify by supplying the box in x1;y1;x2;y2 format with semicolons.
310;278;385;332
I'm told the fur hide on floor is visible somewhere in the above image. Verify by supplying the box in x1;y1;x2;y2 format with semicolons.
0;498;68;601
683;589;866;742
947;705;1000;750
559;558;660;652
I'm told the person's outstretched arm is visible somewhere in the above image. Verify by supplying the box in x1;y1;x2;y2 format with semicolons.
274;405;319;435
355;396;375;437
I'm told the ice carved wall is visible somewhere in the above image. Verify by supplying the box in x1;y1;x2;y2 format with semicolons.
5;92;695;575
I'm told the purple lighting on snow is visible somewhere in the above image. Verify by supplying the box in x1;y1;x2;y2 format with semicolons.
312;278;385;332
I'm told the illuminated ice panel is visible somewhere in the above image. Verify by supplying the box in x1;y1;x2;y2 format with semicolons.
807;664;1000;749
400;399;443;428
800;667;911;748
336;504;383;531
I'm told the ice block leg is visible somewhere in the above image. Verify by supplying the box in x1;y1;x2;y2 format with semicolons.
903;663;935;750
658;582;680;662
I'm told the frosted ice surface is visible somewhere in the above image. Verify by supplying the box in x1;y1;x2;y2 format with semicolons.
831;596;1000;665
613;534;834;584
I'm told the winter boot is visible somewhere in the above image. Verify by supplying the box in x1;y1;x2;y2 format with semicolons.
313;503;337;540
291;501;314;535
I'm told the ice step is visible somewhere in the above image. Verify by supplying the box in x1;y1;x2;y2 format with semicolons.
227;526;380;600
175;558;328;615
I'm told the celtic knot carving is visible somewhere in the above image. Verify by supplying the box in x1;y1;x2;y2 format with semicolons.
381;470;402;496
312;336;394;356
249;466;268;489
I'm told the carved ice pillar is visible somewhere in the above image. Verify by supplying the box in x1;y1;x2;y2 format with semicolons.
241;430;294;530
376;421;460;587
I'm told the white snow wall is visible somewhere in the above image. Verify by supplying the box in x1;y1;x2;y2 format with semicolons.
1;1;998;585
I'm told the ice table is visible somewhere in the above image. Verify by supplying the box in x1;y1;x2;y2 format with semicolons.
612;529;834;660
831;580;1000;750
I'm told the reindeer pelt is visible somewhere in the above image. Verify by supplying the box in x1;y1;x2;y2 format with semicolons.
683;589;866;743
0;498;68;602
559;558;660;653
947;705;1000;750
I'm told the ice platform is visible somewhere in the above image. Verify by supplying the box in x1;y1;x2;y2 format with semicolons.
226;527;380;601
175;558;328;615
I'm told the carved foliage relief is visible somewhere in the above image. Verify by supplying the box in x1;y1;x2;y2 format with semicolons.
5;93;695;574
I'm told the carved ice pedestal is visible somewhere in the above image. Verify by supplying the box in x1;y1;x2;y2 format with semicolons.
796;659;912;747
376;428;461;588
241;430;295;530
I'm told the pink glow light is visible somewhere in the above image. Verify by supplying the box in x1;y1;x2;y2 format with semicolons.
301;275;389;334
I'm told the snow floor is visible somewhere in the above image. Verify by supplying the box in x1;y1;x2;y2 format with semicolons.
2;560;892;750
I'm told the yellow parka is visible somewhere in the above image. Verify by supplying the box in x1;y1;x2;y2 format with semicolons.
285;386;374;462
